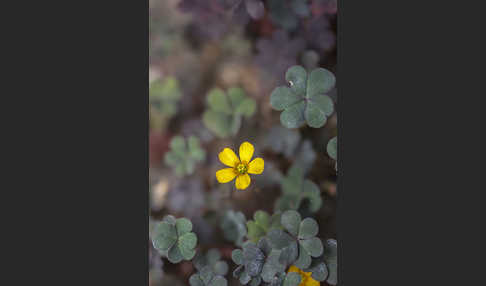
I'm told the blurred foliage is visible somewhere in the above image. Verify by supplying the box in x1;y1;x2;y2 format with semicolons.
221;210;248;246
274;165;322;214
164;136;206;177
327;136;337;170
203;87;256;138
149;0;337;284
246;211;282;243
150;76;182;132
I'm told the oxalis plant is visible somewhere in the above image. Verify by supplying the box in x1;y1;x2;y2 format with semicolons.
149;76;182;132
270;65;335;129
151;211;336;286
164;135;206;177
151;215;198;263
231;210;337;286
203;87;256;138
275;165;322;214
190;249;229;286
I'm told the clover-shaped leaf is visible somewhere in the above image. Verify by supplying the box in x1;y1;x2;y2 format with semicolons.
221;210;247;246
203;87;256;138
150;76;182;117
305;258;328;282
150;76;182;131
247;210;282;243
193;249;229;276
277;211;323;269
271;66;335;129
164;136;206;177
190;265;228;286
233;238;291;285
152;216;198;263
232;241;267;285
261;250;286;283
282;272;302;286
275;165;322;213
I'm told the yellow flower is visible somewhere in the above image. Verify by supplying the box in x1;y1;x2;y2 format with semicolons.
216;141;264;190
287;265;320;286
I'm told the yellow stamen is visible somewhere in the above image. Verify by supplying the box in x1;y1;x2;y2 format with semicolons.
236;163;248;174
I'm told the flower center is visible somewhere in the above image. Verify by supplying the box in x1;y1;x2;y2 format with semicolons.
236;163;248;174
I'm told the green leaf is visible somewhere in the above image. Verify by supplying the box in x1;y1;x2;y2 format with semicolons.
304;100;327;128
163;215;177;224
298;218;318;239
249;276;262;286
206;249;222;265
283;272;301;286
267;229;294;250
300;237;323;257
189;274;205;286
308;262;328;282
278;241;298;266
179;232;197;251
270;87;301;111
228;87;246;107
302;180;322;212
286;65;307;95
254;211;271;229
270;66;336;128
293;245;311;269
167;245;184;263
221;211;247;246
261;250;285;282
164;152;178;166
239;270;252;285
247;210;272;243
327;137;337;160
232;249;244;265
307;68;336;97
204;87;255;138
230;114;242;136
152;222;177;251
210;276;228;286
200;266;215;284
213;261;229;276
280;101;306;129
235;98;256;118
281;210;301;236
309;93;333;117
170;136;185;153
175;218;193;236
203;110;232;138
165;136;205;177
247;221;266;243
207;88;232;114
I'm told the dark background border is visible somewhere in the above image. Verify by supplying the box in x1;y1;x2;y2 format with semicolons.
3;0;479;284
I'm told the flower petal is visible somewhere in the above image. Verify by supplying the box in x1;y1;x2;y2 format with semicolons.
216;168;237;183
248;157;264;174
235;174;251;190
287;265;300;274
239;141;254;163
218;148;240;167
